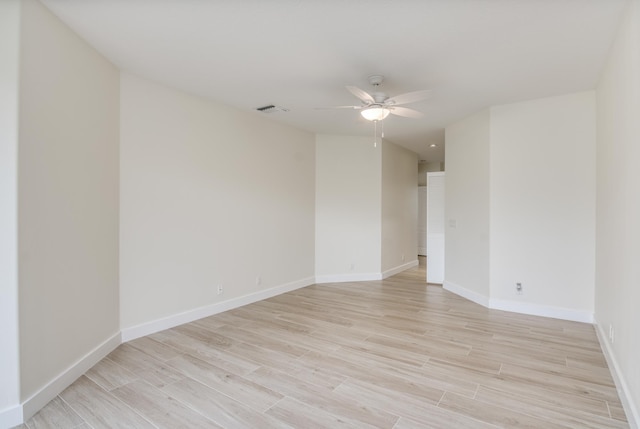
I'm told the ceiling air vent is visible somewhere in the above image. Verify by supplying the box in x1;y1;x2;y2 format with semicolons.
256;105;289;113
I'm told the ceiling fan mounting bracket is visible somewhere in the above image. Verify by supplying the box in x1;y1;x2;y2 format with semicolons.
368;75;385;87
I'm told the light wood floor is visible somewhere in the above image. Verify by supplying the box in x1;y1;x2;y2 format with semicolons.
16;260;628;428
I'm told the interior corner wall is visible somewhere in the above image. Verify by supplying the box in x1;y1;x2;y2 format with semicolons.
18;0;120;404
444;109;491;302
489;91;596;319
0;0;21;423
418;162;444;186
381;140;418;274
119;73;315;331
315;135;381;280
595;0;640;423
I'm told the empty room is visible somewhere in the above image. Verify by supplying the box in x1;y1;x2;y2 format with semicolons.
1;0;639;428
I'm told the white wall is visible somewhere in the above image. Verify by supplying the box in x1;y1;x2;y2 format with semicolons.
381;140;418;273
596;0;640;424
18;0;120;404
120;74;315;330
315;135;381;280
426;172;446;284
444;109;491;301
444;93;596;321
418;162;444;186
490;92;596;319
0;0;21;424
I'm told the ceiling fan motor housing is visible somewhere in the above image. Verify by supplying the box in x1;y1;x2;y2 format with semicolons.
373;92;388;103
368;75;389;103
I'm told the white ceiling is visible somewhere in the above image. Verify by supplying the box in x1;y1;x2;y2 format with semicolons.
40;0;627;162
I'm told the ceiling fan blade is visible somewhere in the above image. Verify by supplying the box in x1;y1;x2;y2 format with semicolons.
314;105;362;110
389;106;423;118
346;86;375;104
385;89;432;106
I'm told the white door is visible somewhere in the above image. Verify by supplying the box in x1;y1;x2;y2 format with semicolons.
417;186;427;255
426;172;445;283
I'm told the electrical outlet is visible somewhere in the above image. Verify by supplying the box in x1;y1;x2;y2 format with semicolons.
217;285;223;295
609;324;615;344
516;282;523;295
350;263;355;271
256;276;261;285
401;254;405;262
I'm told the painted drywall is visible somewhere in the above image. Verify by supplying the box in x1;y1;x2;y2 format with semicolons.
18;0;120;401
596;0;640;423
381;140;418;272
426;172;446;284
315;135;381;279
444;109;491;301
418;162;444;186
490;92;596;316
120;73;315;329
0;0;21;423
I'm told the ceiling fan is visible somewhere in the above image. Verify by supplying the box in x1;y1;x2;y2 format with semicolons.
322;75;431;121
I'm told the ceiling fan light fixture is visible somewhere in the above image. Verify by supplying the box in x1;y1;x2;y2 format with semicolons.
361;106;390;121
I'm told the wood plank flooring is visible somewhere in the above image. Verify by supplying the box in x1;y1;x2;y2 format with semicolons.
15;260;629;428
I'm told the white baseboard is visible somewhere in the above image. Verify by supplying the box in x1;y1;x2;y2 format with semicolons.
315;261;420;284
315;272;382;283
594;320;639;429
443;281;490;307
21;332;121;422
382;260;419;279
121;276;315;342
0;404;22;429
489;299;593;323
7;276;317;426
442;281;593;323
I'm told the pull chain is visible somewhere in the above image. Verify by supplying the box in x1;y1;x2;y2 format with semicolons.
374;120;377;147
372;120;385;148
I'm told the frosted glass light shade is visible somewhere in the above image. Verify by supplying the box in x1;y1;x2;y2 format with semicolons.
361;107;390;121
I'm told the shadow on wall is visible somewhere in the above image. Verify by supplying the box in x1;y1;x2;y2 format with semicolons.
418;161;444;186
